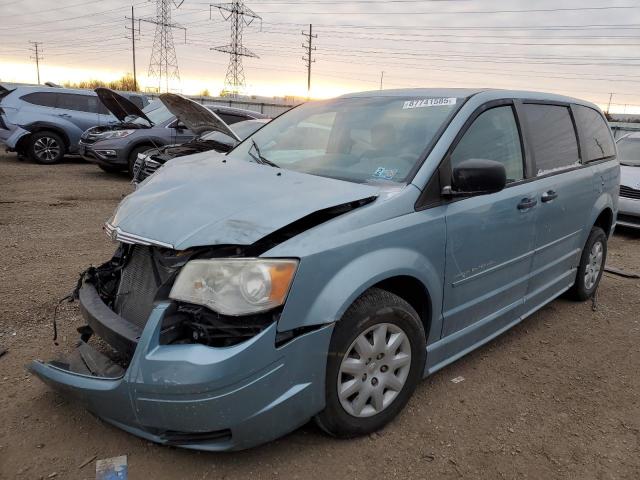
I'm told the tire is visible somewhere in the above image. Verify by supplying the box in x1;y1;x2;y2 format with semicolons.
315;288;426;438
28;131;65;164
127;145;151;178
98;164;125;174
568;226;607;301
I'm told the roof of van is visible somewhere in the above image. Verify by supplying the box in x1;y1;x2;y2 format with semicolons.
339;88;600;110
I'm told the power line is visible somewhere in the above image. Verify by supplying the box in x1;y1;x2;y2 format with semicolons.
302;24;316;98
210;1;261;97
28;41;43;84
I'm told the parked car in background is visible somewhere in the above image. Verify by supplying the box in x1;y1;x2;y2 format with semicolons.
0;84;147;164
30;89;618;451
80;88;268;176
614;133;640;228
133;116;270;184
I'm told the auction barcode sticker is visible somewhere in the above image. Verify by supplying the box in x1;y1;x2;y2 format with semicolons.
403;97;457;109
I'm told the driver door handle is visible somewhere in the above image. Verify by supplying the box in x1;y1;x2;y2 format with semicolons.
517;197;538;210
541;190;558;203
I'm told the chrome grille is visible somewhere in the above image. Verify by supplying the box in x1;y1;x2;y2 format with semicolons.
114;246;160;328
135;158;162;183
620;185;640;200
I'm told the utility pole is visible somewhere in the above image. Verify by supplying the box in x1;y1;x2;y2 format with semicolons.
211;1;261;98
29;41;43;85
302;24;316;99
125;6;140;91
606;93;614;114
379;71;384;90
140;0;187;93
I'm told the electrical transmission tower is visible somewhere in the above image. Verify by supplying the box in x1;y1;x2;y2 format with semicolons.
29;41;43;85
142;0;187;93
302;24;316;98
211;1;261;98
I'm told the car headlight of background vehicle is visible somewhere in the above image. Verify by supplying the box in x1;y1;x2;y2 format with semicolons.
169;258;298;316
97;129;136;140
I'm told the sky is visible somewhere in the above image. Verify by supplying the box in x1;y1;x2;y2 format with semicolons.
2;0;640;113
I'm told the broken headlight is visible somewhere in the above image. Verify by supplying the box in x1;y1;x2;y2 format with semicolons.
169;258;298;316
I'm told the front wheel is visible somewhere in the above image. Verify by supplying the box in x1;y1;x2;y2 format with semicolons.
569;226;607;301
315;288;426;437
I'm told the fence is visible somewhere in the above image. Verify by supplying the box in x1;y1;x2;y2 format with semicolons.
145;93;299;118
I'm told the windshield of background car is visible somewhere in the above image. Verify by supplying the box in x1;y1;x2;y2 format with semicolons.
616;137;640;166
131;100;174;126
227;95;463;184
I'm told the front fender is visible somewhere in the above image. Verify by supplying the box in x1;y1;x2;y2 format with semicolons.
277;212;446;346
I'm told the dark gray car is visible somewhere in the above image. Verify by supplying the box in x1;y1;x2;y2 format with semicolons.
79;89;268;176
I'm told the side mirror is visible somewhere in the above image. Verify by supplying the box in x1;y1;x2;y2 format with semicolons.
447;158;507;196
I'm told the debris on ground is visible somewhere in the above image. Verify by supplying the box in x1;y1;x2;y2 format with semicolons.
0;348;6;359
78;454;97;470
96;455;128;480
451;376;465;384
604;266;640;279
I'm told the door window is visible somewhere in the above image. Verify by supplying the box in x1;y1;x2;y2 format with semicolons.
450;106;524;183
573;105;615;162
57;93;101;113
521;104;580;175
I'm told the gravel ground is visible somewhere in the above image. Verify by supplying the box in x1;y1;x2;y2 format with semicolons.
0;152;639;479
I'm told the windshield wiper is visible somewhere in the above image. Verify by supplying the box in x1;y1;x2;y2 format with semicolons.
249;139;279;168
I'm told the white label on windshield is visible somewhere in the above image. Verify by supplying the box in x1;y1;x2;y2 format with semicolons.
403;97;457;109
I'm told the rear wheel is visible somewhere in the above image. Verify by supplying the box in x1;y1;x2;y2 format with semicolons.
569;226;607;301
315;288;426;437
28;131;65;164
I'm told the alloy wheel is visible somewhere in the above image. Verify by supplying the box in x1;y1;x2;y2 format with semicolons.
584;240;604;290
33;136;61;162
338;322;412;418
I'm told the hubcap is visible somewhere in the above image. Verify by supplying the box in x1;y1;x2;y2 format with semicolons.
584;240;604;290
338;323;412;418
34;137;61;162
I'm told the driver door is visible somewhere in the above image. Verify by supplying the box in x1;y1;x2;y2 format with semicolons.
442;102;538;338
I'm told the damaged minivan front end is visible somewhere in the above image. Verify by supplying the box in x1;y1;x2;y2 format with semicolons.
29;153;381;450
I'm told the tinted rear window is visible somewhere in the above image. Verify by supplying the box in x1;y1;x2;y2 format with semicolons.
573;105;615;162
522;104;580;175
21;92;58;108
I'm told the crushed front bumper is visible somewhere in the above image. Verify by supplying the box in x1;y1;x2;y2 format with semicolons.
29;285;333;451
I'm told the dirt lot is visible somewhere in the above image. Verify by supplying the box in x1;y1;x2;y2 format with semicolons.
0;151;639;479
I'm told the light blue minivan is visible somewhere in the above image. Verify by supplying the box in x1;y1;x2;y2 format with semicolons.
30;89;619;450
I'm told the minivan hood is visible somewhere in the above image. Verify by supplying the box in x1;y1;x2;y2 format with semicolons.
108;154;379;250
159;93;240;139
95;87;151;125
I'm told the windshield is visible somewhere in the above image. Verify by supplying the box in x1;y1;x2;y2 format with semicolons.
616;137;640;166
227;95;462;183
131;100;174;126
202;119;267;143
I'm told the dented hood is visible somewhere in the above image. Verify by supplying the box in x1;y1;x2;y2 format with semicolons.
95;87;151;124
108;154;379;250
159;93;240;139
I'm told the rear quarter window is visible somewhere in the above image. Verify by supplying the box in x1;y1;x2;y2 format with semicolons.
20;92;58;108
522;103;580;175
573;105;615;162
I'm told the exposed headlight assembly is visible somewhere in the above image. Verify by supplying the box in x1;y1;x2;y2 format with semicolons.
169;258;298;316
98;129;136;139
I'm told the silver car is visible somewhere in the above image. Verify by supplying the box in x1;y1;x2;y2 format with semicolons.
615;133;640;228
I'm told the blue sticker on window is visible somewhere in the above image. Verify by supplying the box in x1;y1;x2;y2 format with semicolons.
373;167;398;180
